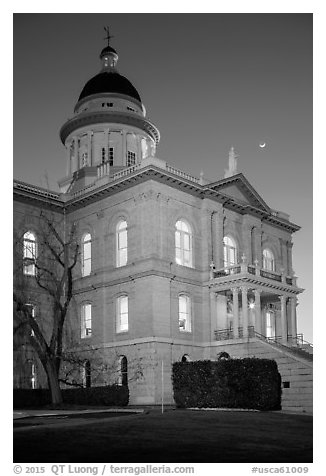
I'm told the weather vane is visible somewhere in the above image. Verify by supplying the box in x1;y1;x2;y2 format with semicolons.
103;26;114;46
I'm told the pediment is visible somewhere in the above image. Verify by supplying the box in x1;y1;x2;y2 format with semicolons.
207;173;271;213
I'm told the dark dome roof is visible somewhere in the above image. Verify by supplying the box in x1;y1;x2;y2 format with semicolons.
100;45;117;57
78;71;141;103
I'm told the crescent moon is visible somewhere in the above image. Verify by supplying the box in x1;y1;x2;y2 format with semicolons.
259;142;266;148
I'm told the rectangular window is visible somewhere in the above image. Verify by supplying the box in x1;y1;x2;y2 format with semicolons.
81;303;92;338
117;221;128;267
25;303;36;337
127;151;136;167
179;295;192;332
117;296;128;333
81;234;91;277
109;147;114;166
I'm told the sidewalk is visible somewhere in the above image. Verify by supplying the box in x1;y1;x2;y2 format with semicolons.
13;407;145;420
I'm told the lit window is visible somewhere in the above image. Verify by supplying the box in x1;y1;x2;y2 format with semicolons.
81;233;91;277
81;303;92;338
266;310;275;339
116;220;127;267
25;303;36;336
127;151;136;167
117;296;128;333
31;363;37;389
82;360;91;388
109;147;114;166
118;356;128;386
175;220;192;267
263;249;275;271
223;236;237;267
23;231;37;276
179;294;192;332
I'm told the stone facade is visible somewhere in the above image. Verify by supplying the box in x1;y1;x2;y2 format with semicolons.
13;38;310;408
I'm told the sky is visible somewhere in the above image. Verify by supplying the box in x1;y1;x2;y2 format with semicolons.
13;13;312;342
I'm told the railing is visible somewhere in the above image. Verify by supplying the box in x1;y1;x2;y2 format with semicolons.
112;163;142;180
214;326;255;341
165;165;200;184
254;331;313;361
212;264;295;286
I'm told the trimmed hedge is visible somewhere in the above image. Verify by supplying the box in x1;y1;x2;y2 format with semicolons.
13;385;129;408
172;358;281;411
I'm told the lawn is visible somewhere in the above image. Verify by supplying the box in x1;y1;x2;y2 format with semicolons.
13;408;312;463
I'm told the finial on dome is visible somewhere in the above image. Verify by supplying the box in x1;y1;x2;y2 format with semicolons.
224;146;238;178
100;26;118;71
104;26;114;46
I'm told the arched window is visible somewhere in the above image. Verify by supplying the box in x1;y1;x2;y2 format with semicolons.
81;233;91;277
116;220;128;267
178;294;192;332
118;356;128;386
181;354;191;362
175;220;192;267
81;303;92;339
82;360;91;388
263;249;275;272
23;231;37;276
223;236;237;267
117;295;128;333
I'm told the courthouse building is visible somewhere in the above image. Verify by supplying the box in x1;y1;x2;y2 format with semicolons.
13;39;312;411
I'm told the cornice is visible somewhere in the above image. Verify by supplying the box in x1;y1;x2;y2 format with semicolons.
59;111;160;144
13;167;300;233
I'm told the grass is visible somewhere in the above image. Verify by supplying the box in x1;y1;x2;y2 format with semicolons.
13;408;312;463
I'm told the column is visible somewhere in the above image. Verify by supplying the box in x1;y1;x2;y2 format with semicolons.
66;141;71;176
87;131;92;165
286;241;293;276
242;217;252;263
72;136;78;172
232;287;239;338
104;129;109;163
241;286;249;337
254;289;262;335
137;136;141;163
290;297;297;342
254;227;263;267
279;295;288;344
122;130;126;165
215;211;224;269
210;290;217;341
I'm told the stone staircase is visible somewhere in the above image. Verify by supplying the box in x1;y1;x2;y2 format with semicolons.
211;337;313;413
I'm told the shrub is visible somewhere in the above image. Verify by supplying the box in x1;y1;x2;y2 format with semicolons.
13;385;129;408
172;358;281;411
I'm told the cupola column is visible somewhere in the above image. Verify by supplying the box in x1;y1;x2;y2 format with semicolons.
137;136;141;164
121;130;126;165
66;141;71;176
87;131;92;165
72;136;78;173
104;129;109;164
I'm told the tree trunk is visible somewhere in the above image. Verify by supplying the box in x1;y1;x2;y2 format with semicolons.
45;357;63;406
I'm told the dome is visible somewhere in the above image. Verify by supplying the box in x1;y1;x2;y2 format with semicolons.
78;71;142;103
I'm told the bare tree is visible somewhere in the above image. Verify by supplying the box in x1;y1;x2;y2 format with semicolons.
13;210;79;405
